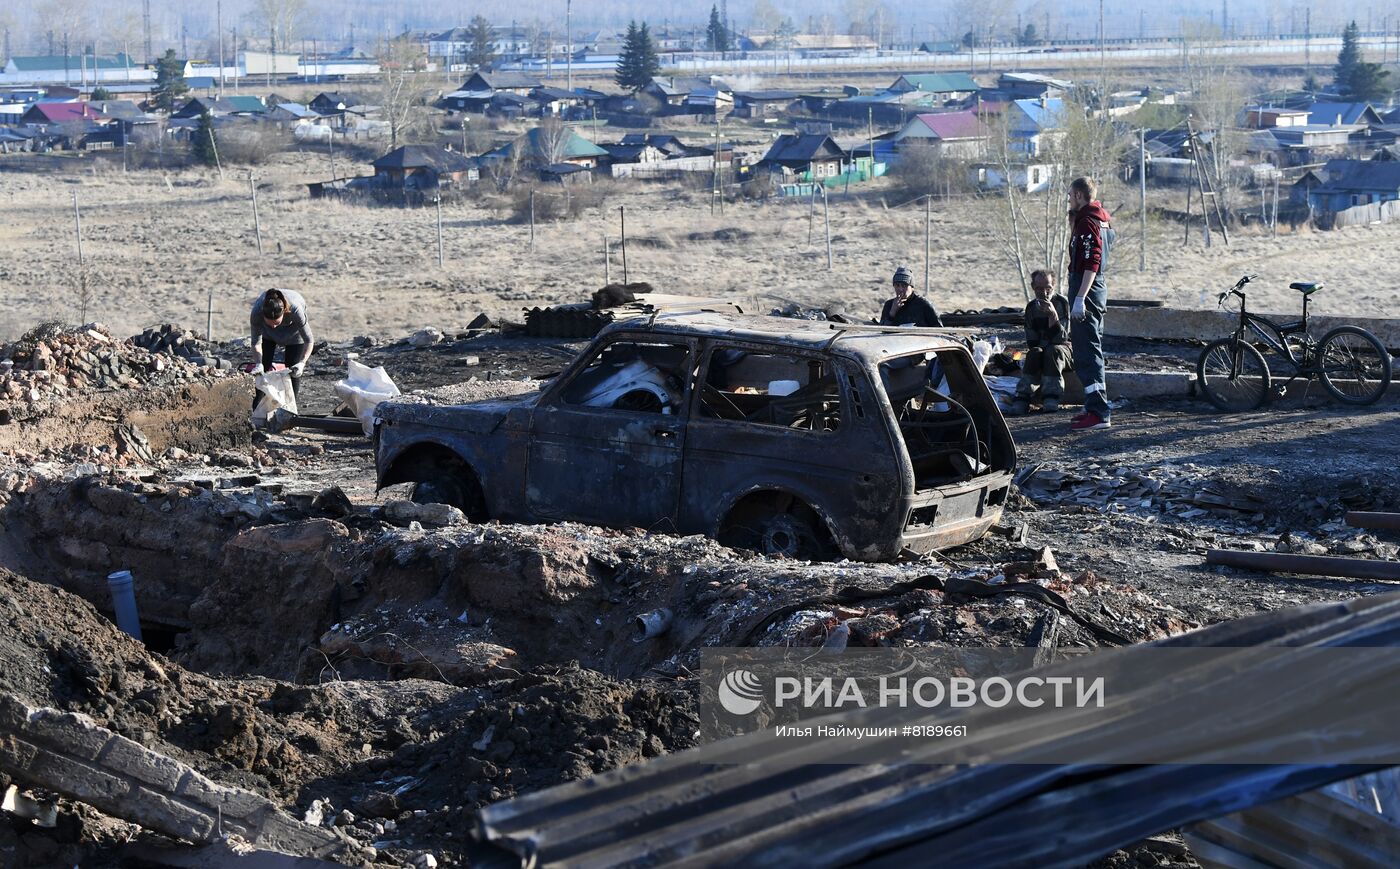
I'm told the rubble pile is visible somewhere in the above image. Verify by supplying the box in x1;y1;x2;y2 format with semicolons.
1022;460;1268;521
1;322;229;411
129;323;224;365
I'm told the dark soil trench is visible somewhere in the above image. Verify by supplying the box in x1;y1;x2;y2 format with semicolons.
0;474;700;688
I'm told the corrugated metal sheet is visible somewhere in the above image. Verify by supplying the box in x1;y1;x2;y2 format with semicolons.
1187;770;1400;869
474;593;1400;868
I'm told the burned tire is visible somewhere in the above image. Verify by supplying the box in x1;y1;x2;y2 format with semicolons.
718;495;838;562
1197;338;1271;412
410;471;487;521
1317;326;1392;406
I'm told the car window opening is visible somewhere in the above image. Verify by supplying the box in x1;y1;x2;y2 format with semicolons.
561;340;689;414
880;350;1011;489
699;349;841;432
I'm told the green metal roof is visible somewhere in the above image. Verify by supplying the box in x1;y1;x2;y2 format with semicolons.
894;73;979;94
225;95;268;113
523;126;607;158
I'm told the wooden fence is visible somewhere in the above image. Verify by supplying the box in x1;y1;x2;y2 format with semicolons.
1318;199;1400;229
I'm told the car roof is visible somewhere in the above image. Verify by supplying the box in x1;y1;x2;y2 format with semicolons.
601;311;975;364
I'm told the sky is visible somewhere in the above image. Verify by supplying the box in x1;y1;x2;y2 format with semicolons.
2;0;1395;59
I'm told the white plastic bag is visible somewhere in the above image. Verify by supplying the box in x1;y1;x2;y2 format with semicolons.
970;337;1004;374
252;368;298;425
333;359;401;436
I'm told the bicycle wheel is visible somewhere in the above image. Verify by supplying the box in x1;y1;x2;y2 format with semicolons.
1317;325;1393;405
1197;338;1271;412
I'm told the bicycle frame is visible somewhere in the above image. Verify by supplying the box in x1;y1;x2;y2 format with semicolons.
1228;293;1312;377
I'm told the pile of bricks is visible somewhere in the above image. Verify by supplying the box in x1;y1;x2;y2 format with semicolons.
1;323;225;408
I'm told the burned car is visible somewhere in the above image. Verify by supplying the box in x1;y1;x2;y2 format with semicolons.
374;313;1016;561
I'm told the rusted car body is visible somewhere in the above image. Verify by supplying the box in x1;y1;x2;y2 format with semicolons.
374;312;1016;561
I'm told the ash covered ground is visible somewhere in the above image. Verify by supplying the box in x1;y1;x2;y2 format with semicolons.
1;321;1397;867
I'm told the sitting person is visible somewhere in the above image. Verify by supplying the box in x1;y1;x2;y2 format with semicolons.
1009;270;1073;415
880;266;943;327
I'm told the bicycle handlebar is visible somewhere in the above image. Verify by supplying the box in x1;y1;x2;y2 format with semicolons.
1218;274;1258;307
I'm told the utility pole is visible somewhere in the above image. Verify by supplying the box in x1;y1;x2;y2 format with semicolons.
619;206;629;284
217;0;225;96
867;107;874;181
822;186;832;271
1138;128;1147;271
143;0;152;62
436;189;445;266
1098;0;1106;115
923;195;931;291
249;173;263;255
73;191;84;265
1305;7;1311;72
566;0;573;92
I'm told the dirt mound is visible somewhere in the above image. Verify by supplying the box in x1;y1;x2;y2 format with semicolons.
0;567;701;865
386;664;700;812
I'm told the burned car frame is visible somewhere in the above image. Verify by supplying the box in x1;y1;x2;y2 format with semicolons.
374;312;1017;561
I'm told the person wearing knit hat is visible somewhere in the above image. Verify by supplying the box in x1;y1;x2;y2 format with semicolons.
879;266;943;328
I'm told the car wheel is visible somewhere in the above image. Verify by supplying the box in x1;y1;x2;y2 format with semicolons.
721;497;837;561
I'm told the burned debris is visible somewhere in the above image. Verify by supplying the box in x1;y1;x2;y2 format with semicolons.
1;309;1398;868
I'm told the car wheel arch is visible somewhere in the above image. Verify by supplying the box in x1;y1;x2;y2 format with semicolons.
380;442;490;512
714;485;850;559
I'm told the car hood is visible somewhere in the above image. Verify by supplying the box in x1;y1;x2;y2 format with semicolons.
375;390;541;433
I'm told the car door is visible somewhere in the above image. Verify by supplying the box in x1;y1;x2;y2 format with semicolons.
681;343;889;536
526;335;694;531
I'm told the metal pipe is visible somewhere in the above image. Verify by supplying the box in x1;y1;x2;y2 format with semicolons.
634;607;673;641
1346;512;1400;531
1207;550;1400;582
290;415;364;435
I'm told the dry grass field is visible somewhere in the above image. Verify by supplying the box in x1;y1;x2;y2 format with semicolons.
2;148;1398;343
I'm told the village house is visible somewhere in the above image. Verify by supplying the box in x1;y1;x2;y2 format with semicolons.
1294;158;1400;212
482;126;609;171
887;73;980;104
17;102;106;127
531;86;585;118
1003;97;1069;157
460;71;541;96
1248;124;1360;167
171;96;267;120
983;72;1071;103
641;76;713;106
1243;107;1311;128
732;91;800;119
757;133;846;180
1307;102;1385;127
893;111;990;159
969;161;1056;193
370;144;479;189
309;93;358;115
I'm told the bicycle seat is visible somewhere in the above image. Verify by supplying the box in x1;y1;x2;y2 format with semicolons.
1290;281;1324;294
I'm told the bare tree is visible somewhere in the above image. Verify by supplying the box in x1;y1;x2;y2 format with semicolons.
1180;21;1245;219
249;0;306;59
975;94;1126;299
378;35;430;151
536;117;571;165
487;136;525;191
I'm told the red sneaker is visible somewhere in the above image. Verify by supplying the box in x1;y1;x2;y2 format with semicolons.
1070;412;1111;431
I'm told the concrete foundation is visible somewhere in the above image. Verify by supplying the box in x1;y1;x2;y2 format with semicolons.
1106;307;1400;351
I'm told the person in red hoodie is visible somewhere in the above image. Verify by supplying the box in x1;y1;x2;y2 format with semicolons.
1066;177;1114;431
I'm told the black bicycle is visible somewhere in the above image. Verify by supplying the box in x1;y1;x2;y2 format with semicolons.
1197;274;1393;412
